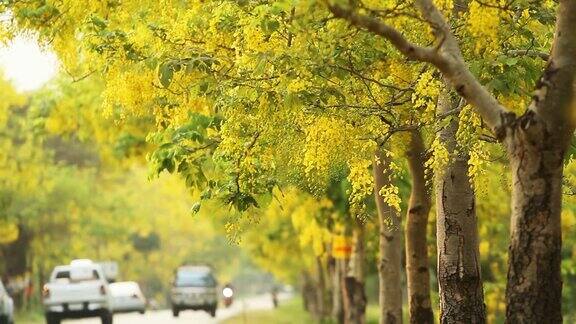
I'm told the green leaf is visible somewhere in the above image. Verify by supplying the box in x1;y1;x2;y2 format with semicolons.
190;202;201;215
505;57;518;66
254;55;268;76
284;93;297;108
488;79;507;93
90;15;108;30
158;63;174;88
200;189;212;200
261;19;280;34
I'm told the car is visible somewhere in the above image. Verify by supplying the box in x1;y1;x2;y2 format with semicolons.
170;265;218;318
43;261;113;324
109;281;146;314
0;281;14;324
97;262;119;283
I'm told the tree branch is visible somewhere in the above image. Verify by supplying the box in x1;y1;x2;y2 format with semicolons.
532;0;576;142
328;1;510;137
328;4;442;65
507;49;549;61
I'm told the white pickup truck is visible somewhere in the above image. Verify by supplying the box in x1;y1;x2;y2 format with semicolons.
43;262;113;324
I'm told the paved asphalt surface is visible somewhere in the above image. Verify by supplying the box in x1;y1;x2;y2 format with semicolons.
60;293;291;324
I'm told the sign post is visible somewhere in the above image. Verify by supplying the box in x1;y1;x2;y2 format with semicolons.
332;234;353;259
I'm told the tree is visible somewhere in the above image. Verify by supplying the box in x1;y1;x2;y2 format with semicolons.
3;1;433;321
329;0;575;322
7;0;570;322
0;69;255;309
240;186;334;320
434;92;485;323
404;130;434;324
373;150;402;324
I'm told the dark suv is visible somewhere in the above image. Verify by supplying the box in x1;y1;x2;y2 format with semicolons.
170;265;218;317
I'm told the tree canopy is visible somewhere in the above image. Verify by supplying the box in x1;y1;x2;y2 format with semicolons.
2;0;576;322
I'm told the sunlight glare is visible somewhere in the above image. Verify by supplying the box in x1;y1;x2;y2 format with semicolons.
0;36;59;92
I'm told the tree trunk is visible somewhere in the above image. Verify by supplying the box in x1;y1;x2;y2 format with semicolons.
302;271;316;314
502;2;576;319
343;226;367;324
332;258;344;323
504;113;564;323
436;94;485;324
373;150;403;324
1;224;30;278
405;130;434;324
316;256;329;321
0;223;32;309
37;260;46;306
302;256;332;321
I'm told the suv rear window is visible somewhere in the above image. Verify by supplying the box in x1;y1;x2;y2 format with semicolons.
175;272;216;287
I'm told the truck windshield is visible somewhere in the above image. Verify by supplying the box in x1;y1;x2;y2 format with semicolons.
175;272;215;287
54;269;100;283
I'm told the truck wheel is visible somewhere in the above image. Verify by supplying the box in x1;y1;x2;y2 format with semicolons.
101;311;113;324
172;308;179;317
45;313;61;324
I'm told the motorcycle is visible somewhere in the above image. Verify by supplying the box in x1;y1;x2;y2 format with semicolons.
222;286;234;308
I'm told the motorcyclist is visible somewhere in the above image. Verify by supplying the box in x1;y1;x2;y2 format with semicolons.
271;285;279;308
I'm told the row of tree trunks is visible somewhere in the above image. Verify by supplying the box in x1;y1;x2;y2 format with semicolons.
298;102;561;324
304;111;483;324
314;128;483;324
303;242;369;324
301;256;331;321
308;1;574;321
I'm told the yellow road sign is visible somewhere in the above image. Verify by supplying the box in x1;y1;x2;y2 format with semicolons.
332;234;352;259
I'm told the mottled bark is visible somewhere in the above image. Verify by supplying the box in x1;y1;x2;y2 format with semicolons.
502;2;576;321
405;130;434;324
343;226;367;324
436;94;485;324
503;113;564;323
373;151;403;324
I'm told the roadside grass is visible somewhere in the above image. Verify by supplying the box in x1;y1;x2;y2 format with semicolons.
366;303;380;324
222;297;313;324
15;310;44;324
223;298;381;324
15;299;388;324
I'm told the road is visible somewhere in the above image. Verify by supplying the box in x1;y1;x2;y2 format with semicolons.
60;293;291;324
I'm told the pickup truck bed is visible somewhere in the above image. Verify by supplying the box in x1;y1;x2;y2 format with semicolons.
43;265;113;324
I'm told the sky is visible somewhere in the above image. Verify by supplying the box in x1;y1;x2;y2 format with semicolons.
0;36;59;92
